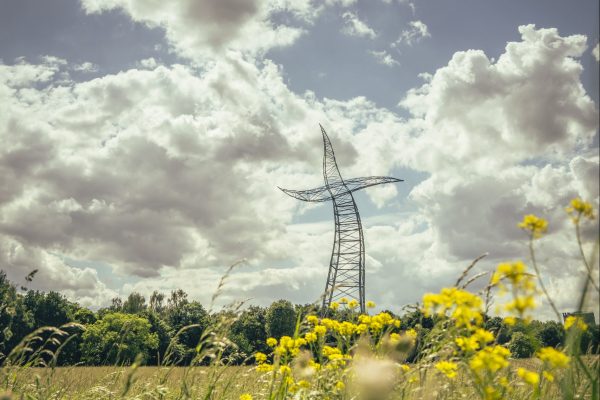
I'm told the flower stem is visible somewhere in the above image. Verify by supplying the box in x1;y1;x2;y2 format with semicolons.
528;234;561;321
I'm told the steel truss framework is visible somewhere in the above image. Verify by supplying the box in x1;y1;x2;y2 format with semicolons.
279;125;402;313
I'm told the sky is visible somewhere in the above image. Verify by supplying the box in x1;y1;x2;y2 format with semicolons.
0;0;598;320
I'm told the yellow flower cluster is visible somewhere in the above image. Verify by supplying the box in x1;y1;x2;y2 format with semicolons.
435;360;458;379
422;287;483;329
566;198;595;222
518;214;548;238
564;315;588;331
330;297;360;310
239;394;253;400
517;368;540;386
273;336;307;357
455;328;494;353
492;261;537;322
535;346;570;381
469;345;511;375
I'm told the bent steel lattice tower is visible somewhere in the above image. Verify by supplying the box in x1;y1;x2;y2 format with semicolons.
279;125;402;313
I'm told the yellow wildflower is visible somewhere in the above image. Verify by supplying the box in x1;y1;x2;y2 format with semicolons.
517;368;540;386
469;346;510;374
484;386;502;400
400;364;410;372
306;315;319;325
256;363;274;372
304;332;317;343
340;297;348;304
314;325;327;336
435;361;458;379
239;394;253;400
266;337;277;347
504;316;516;326
348;299;359;309
493;261;527;285
309;359;321;371
564;315;588;331
335;381;345;391
456;335;480;352
456;329;494;353
254;352;267;363
566;198;595;222
356;323;368;334
423;287;483;329
505;296;536;314
543;371;554;382
366;300;376;308
330;301;339;310
370;321;383;332
297;380;310;389
518;214;548;238
335;321;356;336
537;347;570;369
279;365;292;375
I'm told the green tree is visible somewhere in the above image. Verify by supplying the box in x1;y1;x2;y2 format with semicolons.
122;292;146;314
149;290;165;314
23;290;72;329
167;289;188;309
266;300;296;339
80;312;158;365
142;310;172;365
508;332;538;358
72;308;97;325
0;271;33;358
539;321;565;348
167;301;208;363
231;306;268;356
401;309;434;330
484;316;511;344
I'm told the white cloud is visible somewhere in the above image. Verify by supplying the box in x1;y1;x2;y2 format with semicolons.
72;62;99;73
341;12;377;39
593;42;599;61
79;0;321;60
369;50;400;67
393;24;599;318
393;20;430;46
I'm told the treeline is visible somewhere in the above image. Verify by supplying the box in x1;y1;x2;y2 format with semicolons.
1;271;598;366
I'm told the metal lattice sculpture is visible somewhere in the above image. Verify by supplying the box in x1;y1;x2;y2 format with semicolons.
279;125;402;313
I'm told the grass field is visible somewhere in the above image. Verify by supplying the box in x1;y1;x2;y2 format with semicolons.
1;358;575;400
2;366;260;399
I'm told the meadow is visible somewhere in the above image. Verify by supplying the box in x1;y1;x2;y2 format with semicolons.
1;198;599;400
0;359;559;400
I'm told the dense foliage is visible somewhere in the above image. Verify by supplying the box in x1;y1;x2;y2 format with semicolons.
0;270;597;367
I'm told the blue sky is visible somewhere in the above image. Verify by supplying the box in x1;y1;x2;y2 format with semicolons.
0;0;598;319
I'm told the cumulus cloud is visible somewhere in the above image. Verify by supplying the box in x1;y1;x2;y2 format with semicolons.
593;42;599;61
72;62;98;73
369;50;400;67
341;12;377;39
393;24;599;318
393;20;430;46
79;0;322;60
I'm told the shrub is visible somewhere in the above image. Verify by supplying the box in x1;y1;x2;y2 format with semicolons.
509;332;538;358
